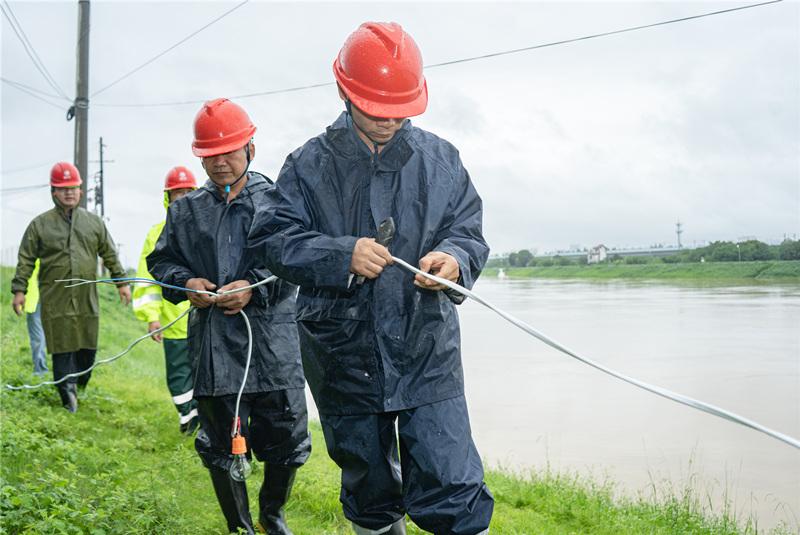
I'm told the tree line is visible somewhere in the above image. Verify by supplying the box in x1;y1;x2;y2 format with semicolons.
490;239;800;268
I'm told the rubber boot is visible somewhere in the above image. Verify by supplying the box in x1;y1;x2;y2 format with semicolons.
352;519;406;535
257;465;297;535
57;382;78;413
208;468;255;535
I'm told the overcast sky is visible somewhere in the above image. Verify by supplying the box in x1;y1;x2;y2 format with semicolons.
2;1;798;267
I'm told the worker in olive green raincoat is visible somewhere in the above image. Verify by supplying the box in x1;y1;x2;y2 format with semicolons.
11;162;130;412
133;165;198;434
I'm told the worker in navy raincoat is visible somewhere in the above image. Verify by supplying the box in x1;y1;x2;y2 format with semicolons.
249;22;493;535
147;99;310;535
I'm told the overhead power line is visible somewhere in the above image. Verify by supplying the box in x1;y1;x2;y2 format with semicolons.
1;161;54;175
91;0;250;97
93;0;782;109
0;1;70;100
0;184;49;193
1;76;64;100
2;79;68;111
426;0;783;68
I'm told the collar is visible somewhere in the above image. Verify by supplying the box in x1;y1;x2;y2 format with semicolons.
326;111;414;172
201;172;268;203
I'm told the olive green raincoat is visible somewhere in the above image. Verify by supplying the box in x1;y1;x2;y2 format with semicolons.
11;204;126;354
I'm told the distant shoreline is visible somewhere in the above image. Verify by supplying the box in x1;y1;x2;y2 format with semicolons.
482;260;800;281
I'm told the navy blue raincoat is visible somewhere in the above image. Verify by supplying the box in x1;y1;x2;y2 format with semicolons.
147;172;305;397
249;113;489;415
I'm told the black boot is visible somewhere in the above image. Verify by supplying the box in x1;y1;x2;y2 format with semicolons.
208;468;255;535
258;465;297;535
352;519;406;535
57;382;78;413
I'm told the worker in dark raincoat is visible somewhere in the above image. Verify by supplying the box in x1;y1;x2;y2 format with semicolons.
11;162;130;413
133;166;199;435
249;22;493;535
147;99;310;535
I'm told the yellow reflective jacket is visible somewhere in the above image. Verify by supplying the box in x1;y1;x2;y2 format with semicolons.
24;259;40;314
133;213;189;339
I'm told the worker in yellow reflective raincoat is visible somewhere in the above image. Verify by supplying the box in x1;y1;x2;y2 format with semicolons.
133;166;199;434
25;260;48;376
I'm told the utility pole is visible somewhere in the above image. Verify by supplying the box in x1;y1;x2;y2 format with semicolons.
97;137;105;217
74;0;90;208
676;220;683;249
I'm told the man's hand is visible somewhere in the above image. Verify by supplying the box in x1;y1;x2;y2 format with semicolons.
148;321;163;343
215;280;252;316
118;284;131;305
12;292;25;316
414;252;460;291
186;278;217;308
350;238;393;279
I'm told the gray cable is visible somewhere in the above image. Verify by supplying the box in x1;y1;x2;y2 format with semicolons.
5;307;191;391
392;256;800;450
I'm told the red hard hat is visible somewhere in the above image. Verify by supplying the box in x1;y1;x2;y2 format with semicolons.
192;98;257;157
164;166;198;191
333;22;428;119
50;162;82;187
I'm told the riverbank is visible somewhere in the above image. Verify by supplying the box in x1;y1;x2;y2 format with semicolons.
483;260;800;281
0;269;783;534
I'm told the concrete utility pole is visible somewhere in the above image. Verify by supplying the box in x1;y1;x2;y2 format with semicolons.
676;220;683;249
96;137;105;217
74;0;90;208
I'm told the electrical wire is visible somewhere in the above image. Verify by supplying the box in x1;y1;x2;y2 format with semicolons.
1;161;55;175
0;77;64;100
390;256;800;450
92;0;782;108
5;307;191;391
425;0;783;69
0;184;49;193
9;269;797;451
5;276;277;392
232;310;252;437
0;1;69;100
91;0;250;97
1;79;68;111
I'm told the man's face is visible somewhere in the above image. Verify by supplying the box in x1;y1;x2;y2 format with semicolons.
350;104;406;146
168;188;193;203
201;143;253;186
52;186;81;209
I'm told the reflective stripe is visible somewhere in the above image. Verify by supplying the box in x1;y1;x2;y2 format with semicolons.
172;389;194;405
132;293;162;309
179;408;198;424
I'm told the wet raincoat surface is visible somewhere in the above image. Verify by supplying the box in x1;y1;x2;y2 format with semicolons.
249;112;489;415
12;205;126;354
146;172;304;397
132;195;189;339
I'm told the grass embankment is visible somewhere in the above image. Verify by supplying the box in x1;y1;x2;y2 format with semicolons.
0;267;778;534
484;260;800;281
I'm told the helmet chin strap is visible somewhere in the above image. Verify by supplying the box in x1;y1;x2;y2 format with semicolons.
212;143;252;201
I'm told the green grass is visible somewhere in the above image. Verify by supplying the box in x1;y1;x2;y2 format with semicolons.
484;261;800;282
0;267;790;534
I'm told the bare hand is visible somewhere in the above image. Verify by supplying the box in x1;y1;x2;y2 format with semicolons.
215;280;252;316
12;292;25;316
118;284;131;305
414;252;460;291
350;238;393;279
186;278;217;308
148;321;163;343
